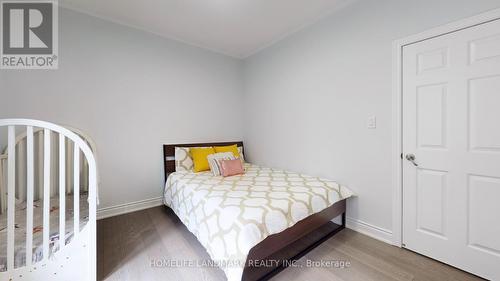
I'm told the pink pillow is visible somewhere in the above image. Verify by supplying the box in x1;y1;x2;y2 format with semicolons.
220;159;244;177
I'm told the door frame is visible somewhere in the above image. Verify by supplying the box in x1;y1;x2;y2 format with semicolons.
391;7;500;247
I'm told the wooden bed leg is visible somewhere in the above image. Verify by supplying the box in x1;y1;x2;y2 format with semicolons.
341;212;346;227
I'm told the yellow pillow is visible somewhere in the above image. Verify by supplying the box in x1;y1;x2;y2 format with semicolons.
190;147;215;172
214;144;240;158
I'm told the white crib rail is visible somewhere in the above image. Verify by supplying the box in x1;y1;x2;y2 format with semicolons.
7;126;15;272
0;127;94;214
26;126;34;268
0;119;97;281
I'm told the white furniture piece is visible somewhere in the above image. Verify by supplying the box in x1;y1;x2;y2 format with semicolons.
0;126;95;214
400;17;500;280
0;119;97;281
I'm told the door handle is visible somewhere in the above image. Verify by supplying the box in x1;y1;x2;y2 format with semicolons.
405;153;418;167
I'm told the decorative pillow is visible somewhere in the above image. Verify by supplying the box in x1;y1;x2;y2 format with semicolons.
190;147;216;172
174;145;244;172
220;159;245;177
175;147;193;172
207;152;236;176
214;144;240;159
237;146;245;163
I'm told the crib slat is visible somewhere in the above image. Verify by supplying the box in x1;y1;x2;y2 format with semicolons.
26;126;34;267
59;134;66;247
7;126;16;270
43;129;51;260
74;145;80;237
37;131;44;200
17;138;25;202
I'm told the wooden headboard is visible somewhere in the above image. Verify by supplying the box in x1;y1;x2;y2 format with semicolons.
163;141;244;181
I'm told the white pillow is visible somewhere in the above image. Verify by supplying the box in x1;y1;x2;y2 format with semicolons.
207;152;236;176
238;146;245;163
175;147;193;172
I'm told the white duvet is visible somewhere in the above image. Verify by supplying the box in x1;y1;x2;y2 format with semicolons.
163;163;353;281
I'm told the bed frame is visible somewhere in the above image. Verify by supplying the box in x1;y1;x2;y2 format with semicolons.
163;142;346;281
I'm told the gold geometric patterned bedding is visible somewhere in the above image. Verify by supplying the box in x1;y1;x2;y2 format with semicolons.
163;163;354;281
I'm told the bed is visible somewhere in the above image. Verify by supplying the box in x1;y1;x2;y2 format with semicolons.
163;142;353;281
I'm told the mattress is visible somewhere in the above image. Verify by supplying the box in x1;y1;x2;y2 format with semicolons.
164;163;353;281
0;193;89;271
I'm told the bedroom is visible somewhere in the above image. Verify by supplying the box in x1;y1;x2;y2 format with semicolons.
0;0;499;280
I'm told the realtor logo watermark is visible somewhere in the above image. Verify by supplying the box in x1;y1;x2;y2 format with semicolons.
1;0;58;69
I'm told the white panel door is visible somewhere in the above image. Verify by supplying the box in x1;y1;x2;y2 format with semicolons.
403;18;500;280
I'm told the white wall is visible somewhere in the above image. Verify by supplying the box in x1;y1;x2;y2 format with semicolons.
0;8;244;213
243;0;500;239
2;1;500;232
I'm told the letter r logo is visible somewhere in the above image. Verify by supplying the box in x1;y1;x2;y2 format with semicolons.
2;2;53;54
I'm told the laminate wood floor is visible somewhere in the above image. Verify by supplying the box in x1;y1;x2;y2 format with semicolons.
97;206;484;281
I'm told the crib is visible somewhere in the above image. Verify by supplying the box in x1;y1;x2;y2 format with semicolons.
0;119;97;281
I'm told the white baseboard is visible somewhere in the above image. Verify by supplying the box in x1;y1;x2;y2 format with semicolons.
97;197;164;220
346;217;393;244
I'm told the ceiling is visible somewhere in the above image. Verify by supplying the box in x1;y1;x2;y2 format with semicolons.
60;0;355;58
